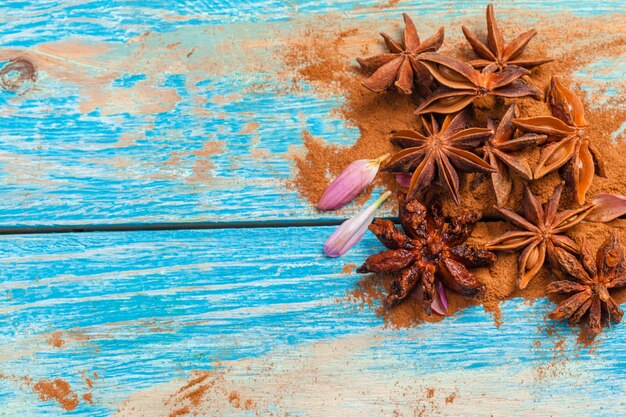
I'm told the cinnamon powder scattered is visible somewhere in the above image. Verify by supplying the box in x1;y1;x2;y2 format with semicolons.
158;369;260;416
341;263;356;274
47;332;64;349
33;379;80;411
282;10;626;333
1;370;97;411
228;391;255;410
164;371;217;416
168;406;190;417
445;391;457;404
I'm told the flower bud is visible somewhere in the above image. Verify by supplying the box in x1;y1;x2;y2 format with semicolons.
317;153;390;211
431;281;448;315
324;191;392;257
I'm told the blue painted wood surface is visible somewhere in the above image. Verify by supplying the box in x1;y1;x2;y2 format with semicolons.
2;226;626;416
0;0;623;228
1;1;626;416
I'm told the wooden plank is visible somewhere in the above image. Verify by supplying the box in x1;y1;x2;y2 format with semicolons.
0;1;623;228
1;224;626;416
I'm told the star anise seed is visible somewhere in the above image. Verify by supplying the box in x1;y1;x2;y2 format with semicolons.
513;76;607;205
472;103;546;206
547;232;626;335
382;111;494;204
415;53;541;114
357;13;444;94
486;183;594;289
462;4;553;70
357;195;495;311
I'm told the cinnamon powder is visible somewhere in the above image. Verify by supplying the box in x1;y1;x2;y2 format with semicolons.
285;12;626;215
157;369;260;416
33;379;80;411
282;11;626;330
47;332;64;349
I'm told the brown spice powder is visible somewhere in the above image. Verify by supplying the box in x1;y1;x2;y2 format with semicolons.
33;378;80;411
445;391;457;404
228;391;255;410
282;11;626;332
341;263;356;274
285;13;626;215
168;406;190;417
47;332;64;349
158;368;262;416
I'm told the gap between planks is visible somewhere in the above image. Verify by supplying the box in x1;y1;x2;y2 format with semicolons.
0;215;519;235
0;218;392;235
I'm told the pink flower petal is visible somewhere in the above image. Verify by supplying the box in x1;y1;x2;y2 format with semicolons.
317;154;389;211
396;173;412;188
431;281;448;315
324;191;391;257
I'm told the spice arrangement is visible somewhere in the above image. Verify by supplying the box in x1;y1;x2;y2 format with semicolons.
316;5;626;337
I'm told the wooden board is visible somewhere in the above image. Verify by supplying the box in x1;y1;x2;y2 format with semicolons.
0;1;623;228
2;226;626;416
2;1;626;416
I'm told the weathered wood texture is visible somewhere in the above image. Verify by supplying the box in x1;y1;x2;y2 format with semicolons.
1;1;626;417
0;1;623;228
2;227;625;416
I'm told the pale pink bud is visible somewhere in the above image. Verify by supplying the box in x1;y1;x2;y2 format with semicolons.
431;281;448;315
324;191;392;257
396;173;412;188
317;153;390;211
587;194;626;223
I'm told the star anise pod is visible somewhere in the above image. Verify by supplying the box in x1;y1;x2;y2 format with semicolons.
547;232;626;335
415;53;541;114
471;103;546;206
357;195;495;310
357;13;444;94
462;4;553;70
513;77;607;205
486;183;594;289
382;111;494;204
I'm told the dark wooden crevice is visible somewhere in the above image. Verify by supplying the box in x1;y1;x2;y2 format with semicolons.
0;215;511;235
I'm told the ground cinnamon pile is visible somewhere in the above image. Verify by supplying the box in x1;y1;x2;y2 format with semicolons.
282;9;626;333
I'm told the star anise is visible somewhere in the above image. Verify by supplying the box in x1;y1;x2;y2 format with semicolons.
486;183;594;289
382;111;494;204
513;76;607;205
357;195;495;310
547;232;626;335
415;53;541;114
471;103;546;206
357;14;444;94
462;4;553;70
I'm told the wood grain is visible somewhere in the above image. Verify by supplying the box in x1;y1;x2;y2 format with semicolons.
0;1;623;228
1;226;626;416
1;1;625;416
